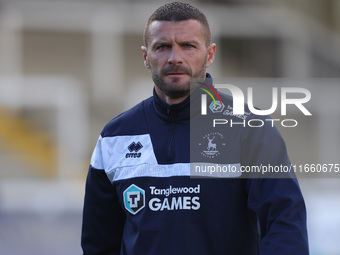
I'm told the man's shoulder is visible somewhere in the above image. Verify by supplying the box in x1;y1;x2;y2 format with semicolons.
101;96;153;137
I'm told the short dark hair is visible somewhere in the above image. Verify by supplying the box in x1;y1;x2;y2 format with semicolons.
143;2;211;47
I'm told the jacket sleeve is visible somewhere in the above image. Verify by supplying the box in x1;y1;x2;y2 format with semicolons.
81;136;125;255
242;117;309;254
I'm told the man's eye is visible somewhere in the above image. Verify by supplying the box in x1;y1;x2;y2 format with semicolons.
184;44;194;48
156;45;168;50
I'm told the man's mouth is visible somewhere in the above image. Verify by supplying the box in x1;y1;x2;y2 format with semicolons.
166;72;187;76
163;67;191;77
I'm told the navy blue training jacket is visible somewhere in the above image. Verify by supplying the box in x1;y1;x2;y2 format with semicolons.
81;76;309;255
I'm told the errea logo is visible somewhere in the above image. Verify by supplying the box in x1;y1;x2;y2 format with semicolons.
125;142;143;158
123;184;145;215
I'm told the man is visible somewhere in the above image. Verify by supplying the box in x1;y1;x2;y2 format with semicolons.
81;2;309;254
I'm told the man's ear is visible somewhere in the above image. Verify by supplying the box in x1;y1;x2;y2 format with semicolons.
141;46;150;69
206;43;216;69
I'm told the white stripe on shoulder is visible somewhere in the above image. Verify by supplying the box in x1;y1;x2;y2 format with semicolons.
90;135;104;170
90;134;158;171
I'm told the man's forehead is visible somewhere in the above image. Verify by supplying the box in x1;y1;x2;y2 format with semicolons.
148;19;205;42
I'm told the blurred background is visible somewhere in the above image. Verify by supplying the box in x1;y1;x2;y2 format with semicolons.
0;0;339;254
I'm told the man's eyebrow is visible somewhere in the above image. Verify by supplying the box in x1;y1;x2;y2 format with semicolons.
152;39;200;46
152;40;170;45
180;40;199;45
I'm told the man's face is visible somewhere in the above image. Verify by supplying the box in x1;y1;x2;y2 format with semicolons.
142;19;216;101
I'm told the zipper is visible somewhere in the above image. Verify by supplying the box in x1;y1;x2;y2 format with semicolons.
167;105;176;162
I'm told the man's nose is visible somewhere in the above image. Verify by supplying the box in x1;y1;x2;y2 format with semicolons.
168;46;183;65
